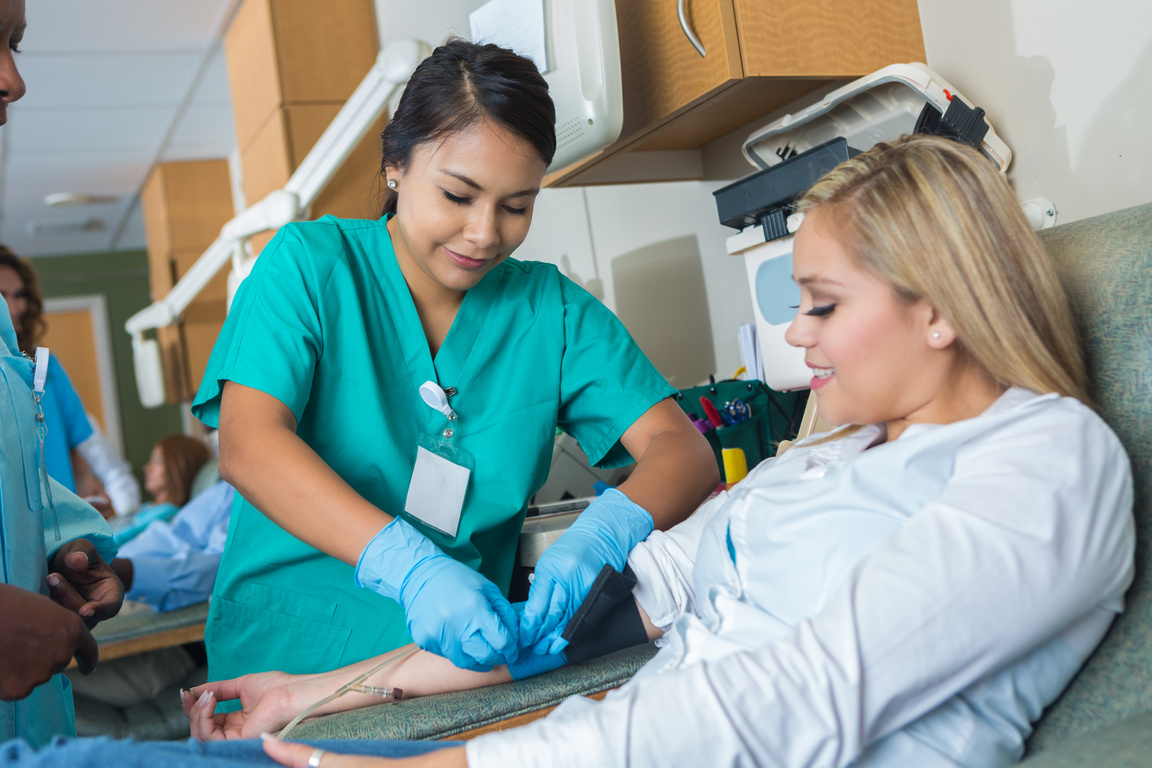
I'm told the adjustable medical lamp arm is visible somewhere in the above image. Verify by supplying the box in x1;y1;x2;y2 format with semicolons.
125;39;429;408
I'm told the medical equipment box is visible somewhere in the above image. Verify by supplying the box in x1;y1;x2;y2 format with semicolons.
717;63;1010;391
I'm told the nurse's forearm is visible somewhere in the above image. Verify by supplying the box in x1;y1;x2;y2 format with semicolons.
616;399;719;531
217;381;393;565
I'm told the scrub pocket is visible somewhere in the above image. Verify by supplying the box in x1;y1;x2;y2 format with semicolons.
207;582;353;683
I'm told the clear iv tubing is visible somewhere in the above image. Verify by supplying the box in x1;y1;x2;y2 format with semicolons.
277;646;417;739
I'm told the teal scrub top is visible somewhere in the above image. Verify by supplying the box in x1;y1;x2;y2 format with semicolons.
191;216;675;682
0;304;115;747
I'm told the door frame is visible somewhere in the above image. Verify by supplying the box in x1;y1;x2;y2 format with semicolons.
43;294;124;455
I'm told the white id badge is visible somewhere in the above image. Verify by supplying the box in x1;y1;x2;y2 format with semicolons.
405;444;471;537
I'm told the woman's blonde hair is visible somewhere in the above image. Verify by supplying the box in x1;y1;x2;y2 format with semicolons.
797;134;1087;403
155;434;211;507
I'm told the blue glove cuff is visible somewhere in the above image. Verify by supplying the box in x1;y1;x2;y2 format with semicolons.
354;517;439;601
507;646;568;679
508;602;567;679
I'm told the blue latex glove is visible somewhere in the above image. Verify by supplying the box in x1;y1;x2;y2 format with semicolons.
355;517;519;671
520;488;653;655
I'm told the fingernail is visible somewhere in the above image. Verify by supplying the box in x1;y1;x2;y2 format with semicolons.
260;732;278;742
197;689;213;707
47;574;61;588
80;606;94;617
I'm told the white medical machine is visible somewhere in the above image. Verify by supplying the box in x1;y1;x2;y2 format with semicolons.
715;63;1026;392
125;0;624;408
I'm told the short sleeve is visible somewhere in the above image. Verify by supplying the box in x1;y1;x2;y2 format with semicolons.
556;277;676;468
191;226;325;427
47;357;93;450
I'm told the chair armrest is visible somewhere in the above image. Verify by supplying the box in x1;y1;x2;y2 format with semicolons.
1019;710;1152;767
290;643;658;741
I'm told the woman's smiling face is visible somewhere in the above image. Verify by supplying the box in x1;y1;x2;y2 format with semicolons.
385;119;546;300
784;209;949;435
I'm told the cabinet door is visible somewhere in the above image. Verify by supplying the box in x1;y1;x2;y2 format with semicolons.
616;0;743;140
733;0;926;77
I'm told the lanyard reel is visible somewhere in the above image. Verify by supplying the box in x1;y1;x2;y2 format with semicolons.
32;347;61;541
403;380;475;538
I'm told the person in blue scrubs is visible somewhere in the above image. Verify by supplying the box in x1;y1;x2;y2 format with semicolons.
191;39;718;684
0;248;99;498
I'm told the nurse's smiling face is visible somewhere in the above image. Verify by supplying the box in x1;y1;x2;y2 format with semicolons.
386;120;546;301
784;209;965;439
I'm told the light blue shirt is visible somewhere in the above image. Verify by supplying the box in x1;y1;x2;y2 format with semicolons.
40;355;93;492
118;481;234;612
0;300;115;748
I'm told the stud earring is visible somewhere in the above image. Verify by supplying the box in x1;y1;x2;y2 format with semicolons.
932;332;942;339
387;179;397;190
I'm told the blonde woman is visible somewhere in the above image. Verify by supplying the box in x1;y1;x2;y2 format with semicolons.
21;137;1136;767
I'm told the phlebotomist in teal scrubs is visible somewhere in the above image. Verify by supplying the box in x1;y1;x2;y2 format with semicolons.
191;40;718;684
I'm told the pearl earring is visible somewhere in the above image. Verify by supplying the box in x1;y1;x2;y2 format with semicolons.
387;179;397;190
932;332;942;339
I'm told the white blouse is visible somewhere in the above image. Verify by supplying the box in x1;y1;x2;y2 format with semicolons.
468;389;1135;768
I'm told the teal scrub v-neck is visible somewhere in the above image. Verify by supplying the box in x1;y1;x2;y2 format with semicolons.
192;215;675;683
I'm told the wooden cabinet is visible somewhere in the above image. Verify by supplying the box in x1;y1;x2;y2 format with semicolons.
546;0;925;185
140;160;234;404
225;0;383;255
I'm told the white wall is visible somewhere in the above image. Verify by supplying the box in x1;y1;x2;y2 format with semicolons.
918;0;1152;223
516;182;754;388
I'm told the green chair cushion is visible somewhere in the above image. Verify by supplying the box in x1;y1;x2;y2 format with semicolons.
1026;202;1152;755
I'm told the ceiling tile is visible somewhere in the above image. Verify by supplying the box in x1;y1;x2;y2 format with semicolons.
166;104;236;157
17;52;204;109
112;201;148;252
4;149;154;195
25;0;237;54
1;196;126;224
190;47;234;107
0;222;116;259
8;106;172;154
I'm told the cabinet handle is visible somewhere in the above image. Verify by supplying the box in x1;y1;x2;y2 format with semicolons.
677;0;707;58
